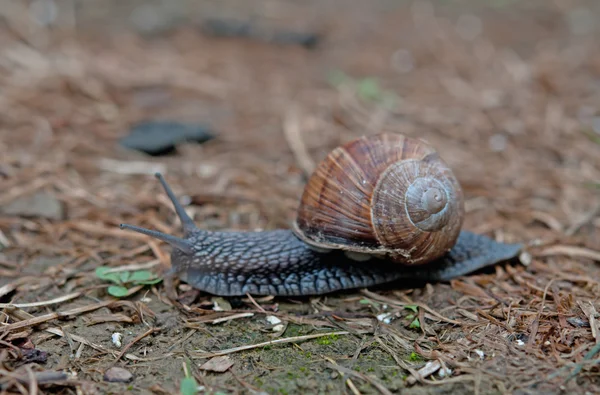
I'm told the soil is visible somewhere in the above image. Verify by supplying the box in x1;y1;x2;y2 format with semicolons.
1;1;600;394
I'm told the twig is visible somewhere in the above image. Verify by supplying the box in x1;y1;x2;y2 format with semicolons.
0;292;82;309
406;360;442;385
190;331;351;358
325;363;393;395
565;342;600;382
112;327;161;365
283;106;315;177
101;260;160;274
210;312;255;324
245;293;266;313
0;369;69;389
534;245;600;262
43;327;116;356
361;290;462;325
167;329;197;352
0;301;114;332
25;365;38;395
565;203;600;236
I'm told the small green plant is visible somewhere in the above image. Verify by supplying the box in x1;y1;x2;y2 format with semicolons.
408;317;421;329
180;359;198;395
403;305;421;329
409;352;423;362
326;70;398;108
404;305;418;313
95;266;162;297
317;334;340;345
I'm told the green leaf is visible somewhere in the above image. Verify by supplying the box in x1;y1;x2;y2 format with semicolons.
108;285;130;297
119;271;131;283
404;305;418;313
95;267;122;284
357;77;382;102
129;270;154;282
409;317;421;329
180;377;198;395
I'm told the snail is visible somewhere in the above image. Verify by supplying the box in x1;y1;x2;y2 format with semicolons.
119;133;522;296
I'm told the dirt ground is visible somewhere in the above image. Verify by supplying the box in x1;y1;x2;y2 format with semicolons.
1;0;600;394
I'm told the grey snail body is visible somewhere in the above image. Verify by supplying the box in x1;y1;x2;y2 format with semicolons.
119;134;523;296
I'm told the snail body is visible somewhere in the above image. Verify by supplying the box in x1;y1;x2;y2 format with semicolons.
119;134;522;296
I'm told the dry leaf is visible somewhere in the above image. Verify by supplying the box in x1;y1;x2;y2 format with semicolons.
199;356;234;373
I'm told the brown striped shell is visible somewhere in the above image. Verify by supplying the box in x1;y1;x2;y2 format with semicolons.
291;133;465;265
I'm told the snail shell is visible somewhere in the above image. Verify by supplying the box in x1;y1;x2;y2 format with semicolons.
292;133;465;265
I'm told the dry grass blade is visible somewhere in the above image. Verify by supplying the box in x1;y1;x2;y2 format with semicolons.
565;203;600;236
362;290;462;325
191;331;351;358
1;301;114;332
535;245;600;262
0;292;82;309
101;260;161;274
283;106;315;177
112;327;161;365
406;360;443;385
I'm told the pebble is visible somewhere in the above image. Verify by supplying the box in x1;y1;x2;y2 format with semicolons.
103;367;133;383
199;356;234;373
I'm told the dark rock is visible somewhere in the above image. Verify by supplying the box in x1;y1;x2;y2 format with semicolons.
119;120;215;156
21;348;48;364
200;18;321;50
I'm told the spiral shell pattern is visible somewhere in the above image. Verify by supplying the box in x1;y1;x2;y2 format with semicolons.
293;133;464;265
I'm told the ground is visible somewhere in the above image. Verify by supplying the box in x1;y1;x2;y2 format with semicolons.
1;0;600;394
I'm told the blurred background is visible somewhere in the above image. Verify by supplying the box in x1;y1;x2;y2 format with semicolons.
1;0;599;246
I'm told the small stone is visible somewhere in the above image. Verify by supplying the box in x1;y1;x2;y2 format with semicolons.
199;356;234;373
391;49;414;73
119;120;215;156
211;297;232;311
103;367;134;383
2;192;65;220
489;134;508;152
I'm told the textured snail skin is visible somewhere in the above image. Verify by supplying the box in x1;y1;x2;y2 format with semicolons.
170;228;522;296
